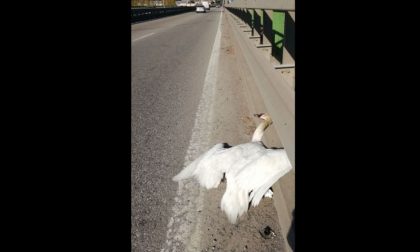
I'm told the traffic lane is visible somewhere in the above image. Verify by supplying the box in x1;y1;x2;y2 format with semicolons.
132;11;198;42
131;11;221;252
131;8;223;42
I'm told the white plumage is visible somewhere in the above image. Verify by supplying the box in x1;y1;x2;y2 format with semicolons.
172;113;292;224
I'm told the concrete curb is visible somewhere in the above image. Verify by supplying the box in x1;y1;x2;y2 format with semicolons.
224;11;295;252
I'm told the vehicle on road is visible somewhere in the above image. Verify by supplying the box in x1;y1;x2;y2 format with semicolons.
196;4;206;13
202;1;210;11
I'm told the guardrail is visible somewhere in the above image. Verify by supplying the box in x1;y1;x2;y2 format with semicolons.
225;1;295;251
131;7;195;23
226;0;294;10
225;0;295;67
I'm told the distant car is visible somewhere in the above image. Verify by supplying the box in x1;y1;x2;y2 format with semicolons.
196;4;206;13
202;1;210;10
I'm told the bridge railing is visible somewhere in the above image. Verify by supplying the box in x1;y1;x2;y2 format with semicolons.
225;0;295;67
131;6;195;23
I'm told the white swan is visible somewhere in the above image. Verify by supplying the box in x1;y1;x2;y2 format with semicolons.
172;113;270;188
172;113;292;223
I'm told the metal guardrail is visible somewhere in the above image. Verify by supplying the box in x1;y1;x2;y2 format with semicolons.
131;7;195;23
225;0;295;66
226;0;294;10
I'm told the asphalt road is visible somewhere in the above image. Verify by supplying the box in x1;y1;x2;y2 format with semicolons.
131;9;222;252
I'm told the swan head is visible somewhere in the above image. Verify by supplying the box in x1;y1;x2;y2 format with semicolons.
254;113;273;125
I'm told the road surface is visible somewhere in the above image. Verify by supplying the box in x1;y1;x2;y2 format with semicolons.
131;9;223;252
132;8;286;252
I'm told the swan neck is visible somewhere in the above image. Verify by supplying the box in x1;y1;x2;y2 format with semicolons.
252;120;270;142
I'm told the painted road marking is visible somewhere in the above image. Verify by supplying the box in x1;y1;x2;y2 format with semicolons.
132;32;155;42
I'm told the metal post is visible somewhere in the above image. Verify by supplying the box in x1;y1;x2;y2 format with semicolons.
251;9;255;36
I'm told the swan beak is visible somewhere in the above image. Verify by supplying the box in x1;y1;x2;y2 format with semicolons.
254;113;264;118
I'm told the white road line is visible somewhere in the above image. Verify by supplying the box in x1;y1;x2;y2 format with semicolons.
162;12;223;252
132;32;155;42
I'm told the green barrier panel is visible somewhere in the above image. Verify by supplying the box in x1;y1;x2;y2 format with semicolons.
272;10;285;63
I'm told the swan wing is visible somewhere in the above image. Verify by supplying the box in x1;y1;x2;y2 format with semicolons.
219;143;268;223
172;143;226;182
220;175;249;224
173;143;233;189
235;149;293;207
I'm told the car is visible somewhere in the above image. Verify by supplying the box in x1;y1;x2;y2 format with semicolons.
202;1;210;10
196;4;206;13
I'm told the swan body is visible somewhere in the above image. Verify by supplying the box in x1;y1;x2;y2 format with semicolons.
172;113;270;188
220;148;292;223
173;113;292;223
